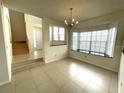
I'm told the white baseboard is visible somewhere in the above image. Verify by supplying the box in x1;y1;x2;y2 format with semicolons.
69;56;118;72
0;80;11;86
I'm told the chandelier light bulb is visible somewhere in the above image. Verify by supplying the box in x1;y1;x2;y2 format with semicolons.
64;20;68;25
72;18;75;22
76;21;79;24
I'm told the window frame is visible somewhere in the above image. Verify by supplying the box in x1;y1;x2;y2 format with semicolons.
58;27;65;41
52;26;65;41
49;25;66;46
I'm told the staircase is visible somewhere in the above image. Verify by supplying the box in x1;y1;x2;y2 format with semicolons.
12;57;44;74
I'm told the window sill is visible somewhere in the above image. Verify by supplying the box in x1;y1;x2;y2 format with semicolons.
50;44;67;47
71;50;113;59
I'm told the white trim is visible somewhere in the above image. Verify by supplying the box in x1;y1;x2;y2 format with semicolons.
69;55;118;72
73;23;109;32
44;59;48;64
46;56;68;64
0;80;11;86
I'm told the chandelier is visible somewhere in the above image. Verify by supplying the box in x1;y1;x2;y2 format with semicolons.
64;8;79;30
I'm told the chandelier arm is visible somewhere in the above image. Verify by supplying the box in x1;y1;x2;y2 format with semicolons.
64;8;79;30
70;8;73;21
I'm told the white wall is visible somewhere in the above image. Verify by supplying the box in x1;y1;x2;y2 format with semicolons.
42;18;68;63
0;3;12;85
69;10;124;72
9;9;26;42
118;50;124;93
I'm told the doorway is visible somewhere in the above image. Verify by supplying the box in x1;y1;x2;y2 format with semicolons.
8;9;43;63
9;9;29;56
33;27;42;50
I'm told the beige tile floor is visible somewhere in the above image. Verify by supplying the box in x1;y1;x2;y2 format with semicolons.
0;58;118;93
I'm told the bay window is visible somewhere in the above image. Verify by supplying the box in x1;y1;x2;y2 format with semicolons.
72;28;117;57
72;32;78;50
79;32;91;53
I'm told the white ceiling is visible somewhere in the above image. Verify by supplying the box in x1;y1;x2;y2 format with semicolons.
3;0;124;22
